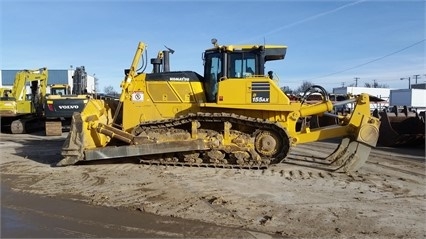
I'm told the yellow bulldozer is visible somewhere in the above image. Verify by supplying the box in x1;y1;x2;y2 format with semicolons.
59;40;380;173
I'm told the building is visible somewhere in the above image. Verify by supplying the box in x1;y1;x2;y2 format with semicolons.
332;86;392;100
390;89;426;109
0;68;97;93
332;86;426;110
333;86;391;110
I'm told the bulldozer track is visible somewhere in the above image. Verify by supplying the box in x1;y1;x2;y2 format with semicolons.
132;112;290;169
366;150;425;178
139;158;268;170
139;162;338;180
365;161;426;178
262;168;337;180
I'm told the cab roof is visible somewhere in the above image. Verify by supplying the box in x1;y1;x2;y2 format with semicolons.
205;44;287;61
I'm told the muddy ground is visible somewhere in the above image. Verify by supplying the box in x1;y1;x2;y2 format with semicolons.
1;131;425;238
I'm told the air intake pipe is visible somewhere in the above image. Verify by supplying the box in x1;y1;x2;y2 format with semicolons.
162;50;171;72
151;58;162;73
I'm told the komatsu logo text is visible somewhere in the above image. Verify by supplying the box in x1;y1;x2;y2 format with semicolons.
58;105;79;110
169;77;190;81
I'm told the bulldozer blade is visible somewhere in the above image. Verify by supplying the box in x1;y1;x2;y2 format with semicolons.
57;112;84;166
284;137;372;173
84;139;207;161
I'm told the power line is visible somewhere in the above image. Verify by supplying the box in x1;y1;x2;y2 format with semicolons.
306;39;426;81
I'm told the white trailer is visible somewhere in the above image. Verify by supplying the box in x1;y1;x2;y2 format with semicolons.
390;89;426;108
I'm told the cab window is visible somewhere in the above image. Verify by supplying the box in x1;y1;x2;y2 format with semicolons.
51;88;66;96
229;53;256;78
204;52;222;102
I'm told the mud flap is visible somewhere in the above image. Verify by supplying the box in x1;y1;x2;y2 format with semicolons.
57;113;84;166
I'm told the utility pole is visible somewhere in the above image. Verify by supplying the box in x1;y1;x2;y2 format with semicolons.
354;77;360;87
413;74;420;84
400;77;411;89
341;82;345;87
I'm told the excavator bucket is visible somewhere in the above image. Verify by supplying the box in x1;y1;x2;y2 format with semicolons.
373;107;425;147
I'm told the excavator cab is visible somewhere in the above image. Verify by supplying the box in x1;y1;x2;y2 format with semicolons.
49;84;71;96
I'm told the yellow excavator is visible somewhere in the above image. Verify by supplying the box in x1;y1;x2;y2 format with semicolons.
0;68;48;134
44;67;91;136
59;40;380;173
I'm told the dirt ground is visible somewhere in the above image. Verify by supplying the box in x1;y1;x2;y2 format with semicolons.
1;131;425;238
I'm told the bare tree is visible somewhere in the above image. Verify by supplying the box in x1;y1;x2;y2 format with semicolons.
364;80;388;88
280;86;293;94
296;81;314;93
104;85;119;96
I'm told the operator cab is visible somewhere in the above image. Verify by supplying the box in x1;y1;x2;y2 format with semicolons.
203;39;287;102
49;84;71;96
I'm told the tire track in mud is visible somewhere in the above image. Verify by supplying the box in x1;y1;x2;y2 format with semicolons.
1;161;52;176
158;167;368;232
366;160;425;178
366;149;425;180
74;164;172;208
81;172;106;186
261;168;338;180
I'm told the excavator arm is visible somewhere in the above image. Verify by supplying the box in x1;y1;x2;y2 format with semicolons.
11;68;48;101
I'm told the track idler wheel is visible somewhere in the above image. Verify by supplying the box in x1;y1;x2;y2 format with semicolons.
255;132;278;157
254;129;289;165
255;131;281;157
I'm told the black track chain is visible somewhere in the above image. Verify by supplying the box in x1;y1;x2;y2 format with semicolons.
132;112;290;169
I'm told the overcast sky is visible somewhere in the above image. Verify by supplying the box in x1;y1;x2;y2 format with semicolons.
1;0;425;92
